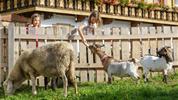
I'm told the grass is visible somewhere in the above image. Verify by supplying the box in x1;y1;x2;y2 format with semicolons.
1;74;178;100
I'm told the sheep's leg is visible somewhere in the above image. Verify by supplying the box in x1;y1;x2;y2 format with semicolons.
51;77;57;90
163;70;168;84
67;62;78;94
44;77;48;90
57;67;68;97
29;73;37;95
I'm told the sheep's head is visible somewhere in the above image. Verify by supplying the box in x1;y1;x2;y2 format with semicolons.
157;46;173;62
3;77;24;95
3;79;15;95
88;43;105;54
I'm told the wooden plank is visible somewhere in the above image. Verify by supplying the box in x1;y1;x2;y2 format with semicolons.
132;40;141;59
14;41;20;63
79;42;87;64
173;39;178;61
95;41;102;65
120;27;130;60
19;26;27;35
71;41;78;63
88;70;95;82
94;27;103;35
172;27;178;61
0;27;3;67
39;0;45;6
163;26;172;48
156;27;163;34
142;40;149;56
103;27;111;35
112;40;121;60
121;40;130;60
103;41;111;57
80;70;88;82
149;39;157;55
131;27;141;59
149;27;157;55
163;26;171;34
96;70;105;83
37;76;45;86
0;26;3;87
157;38;165;51
13;33;178;40
112;27;120;35
8;23;15;72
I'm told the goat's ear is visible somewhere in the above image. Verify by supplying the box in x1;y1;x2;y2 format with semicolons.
157;47;166;55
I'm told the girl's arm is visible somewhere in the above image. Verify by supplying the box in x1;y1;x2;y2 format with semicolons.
78;24;89;47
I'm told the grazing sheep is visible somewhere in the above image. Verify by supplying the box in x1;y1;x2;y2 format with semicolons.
140;46;173;83
3;41;78;97
89;44;140;83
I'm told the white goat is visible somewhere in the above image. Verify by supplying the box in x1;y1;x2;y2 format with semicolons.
140;46;173;83
89;44;140;83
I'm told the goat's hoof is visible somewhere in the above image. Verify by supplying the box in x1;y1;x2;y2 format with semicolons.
32;91;37;95
75;91;78;94
64;94;67;97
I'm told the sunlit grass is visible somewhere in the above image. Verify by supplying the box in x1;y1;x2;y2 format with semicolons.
1;74;178;100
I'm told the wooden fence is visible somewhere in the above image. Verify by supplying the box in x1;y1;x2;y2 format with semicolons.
0;23;178;86
0;0;178;23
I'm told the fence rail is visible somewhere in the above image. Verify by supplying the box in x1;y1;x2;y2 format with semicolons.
0;23;178;86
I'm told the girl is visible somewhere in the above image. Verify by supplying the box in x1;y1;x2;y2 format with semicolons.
30;13;41;28
78;11;102;47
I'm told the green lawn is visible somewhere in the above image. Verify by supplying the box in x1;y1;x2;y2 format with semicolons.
1;74;178;100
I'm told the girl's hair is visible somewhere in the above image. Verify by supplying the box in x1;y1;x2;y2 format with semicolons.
31;13;41;27
88;11;102;27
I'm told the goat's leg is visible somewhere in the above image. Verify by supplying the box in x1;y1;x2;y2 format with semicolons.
108;73;112;84
143;70;149;83
163;70;168;84
29;73;37;95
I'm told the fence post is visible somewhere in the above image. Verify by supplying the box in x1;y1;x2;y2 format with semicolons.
8;23;15;73
0;18;3;87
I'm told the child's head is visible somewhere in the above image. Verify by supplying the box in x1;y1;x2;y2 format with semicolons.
31;13;41;28
88;11;102;27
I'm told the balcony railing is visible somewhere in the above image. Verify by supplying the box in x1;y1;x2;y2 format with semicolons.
0;0;178;22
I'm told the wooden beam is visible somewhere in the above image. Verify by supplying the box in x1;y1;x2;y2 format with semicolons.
14;33;178;41
1;7;178;25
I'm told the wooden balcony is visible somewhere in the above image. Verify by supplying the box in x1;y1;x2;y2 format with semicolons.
0;0;178;25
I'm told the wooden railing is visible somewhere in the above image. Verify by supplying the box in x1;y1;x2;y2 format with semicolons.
0;0;178;22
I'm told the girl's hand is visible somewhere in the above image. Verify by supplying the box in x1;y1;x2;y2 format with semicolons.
84;40;89;47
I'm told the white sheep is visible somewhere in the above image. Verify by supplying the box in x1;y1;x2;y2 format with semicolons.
140;46;173;83
3;41;78;97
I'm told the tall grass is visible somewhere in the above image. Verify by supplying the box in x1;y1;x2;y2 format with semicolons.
1;74;178;100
